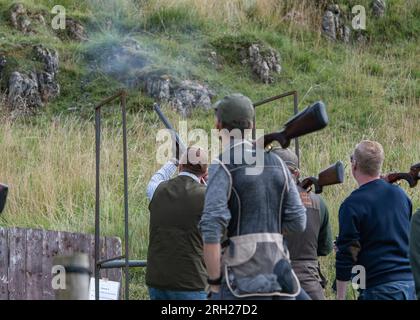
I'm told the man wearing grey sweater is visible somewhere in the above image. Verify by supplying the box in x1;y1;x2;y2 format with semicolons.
199;94;306;300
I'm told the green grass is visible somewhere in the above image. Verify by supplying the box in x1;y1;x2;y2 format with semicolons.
0;0;419;299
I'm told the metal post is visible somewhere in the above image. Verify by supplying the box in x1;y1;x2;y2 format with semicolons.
293;92;300;168
120;92;130;300
94;107;101;300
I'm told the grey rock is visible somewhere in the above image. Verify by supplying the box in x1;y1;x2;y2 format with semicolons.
0;55;6;80
10;3;26;26
66;18;88;41
208;51;223;70
322;10;337;40
33;14;46;25
145;75;171;101
322;5;351;43
8;71;43;116
10;3;32;33
171;80;215;116
373;0;386;17
37;71;60;102
33;45;59;76
242;44;281;84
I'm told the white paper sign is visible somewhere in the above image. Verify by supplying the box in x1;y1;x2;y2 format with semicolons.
89;278;120;300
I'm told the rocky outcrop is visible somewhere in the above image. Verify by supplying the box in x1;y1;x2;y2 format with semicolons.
171;80;214;116
142;73;214;116
245;44;281;84
373;0;386;17
8;72;42;116
236;44;281;84
33;45;59;76
65;18;88;41
10;3;32;33
7;45;60;116
322;5;351;43
37;71;60;102
145;74;171;101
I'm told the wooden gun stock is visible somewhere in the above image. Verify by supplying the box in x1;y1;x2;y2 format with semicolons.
259;101;328;148
299;161;345;194
0;183;8;214
383;162;420;188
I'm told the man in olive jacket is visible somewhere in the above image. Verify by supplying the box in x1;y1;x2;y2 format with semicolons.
410;209;420;299
146;147;208;300
273;148;333;300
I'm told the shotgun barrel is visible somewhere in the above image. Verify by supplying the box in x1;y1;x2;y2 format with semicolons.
153;103;187;159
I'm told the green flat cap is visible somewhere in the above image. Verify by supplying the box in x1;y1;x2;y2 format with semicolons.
271;147;299;169
214;93;254;130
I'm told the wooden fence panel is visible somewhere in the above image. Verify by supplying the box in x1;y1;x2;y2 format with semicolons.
0;228;8;299
0;227;122;300
8;228;27;300
26;229;43;300
41;230;60;300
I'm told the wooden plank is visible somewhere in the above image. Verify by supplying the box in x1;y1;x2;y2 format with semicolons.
8;228;27;300
41;230;60;300
25;229;43;299
88;233;95;277
100;236;107;278
0;227;9;300
105;237;122;282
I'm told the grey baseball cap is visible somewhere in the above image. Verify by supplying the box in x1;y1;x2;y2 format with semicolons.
213;93;254;130
271;147;299;169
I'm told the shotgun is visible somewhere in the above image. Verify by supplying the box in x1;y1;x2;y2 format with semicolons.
258;101;328;149
0;183;8;214
153;103;187;159
299;161;345;194
382;162;420;188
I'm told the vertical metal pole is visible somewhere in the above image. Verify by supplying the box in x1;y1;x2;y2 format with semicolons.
121;92;130;300
293;92;300;168
252;113;256;140
94;107;101;300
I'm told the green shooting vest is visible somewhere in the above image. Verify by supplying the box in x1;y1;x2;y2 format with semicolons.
146;175;207;291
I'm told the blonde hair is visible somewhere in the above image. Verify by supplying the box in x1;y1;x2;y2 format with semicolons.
353;140;384;176
179;147;208;176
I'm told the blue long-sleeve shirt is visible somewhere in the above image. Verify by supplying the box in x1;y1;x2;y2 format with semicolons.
336;179;413;288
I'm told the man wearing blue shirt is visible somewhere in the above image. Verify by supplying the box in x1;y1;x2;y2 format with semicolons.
336;140;415;300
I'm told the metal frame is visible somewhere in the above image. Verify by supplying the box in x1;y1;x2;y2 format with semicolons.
95;90;132;300
252;91;300;168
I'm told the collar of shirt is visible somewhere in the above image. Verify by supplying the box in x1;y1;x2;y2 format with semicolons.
178;171;201;184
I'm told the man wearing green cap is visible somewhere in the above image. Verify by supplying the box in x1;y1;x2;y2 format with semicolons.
410;209;420;299
199;93;307;300
272;147;333;300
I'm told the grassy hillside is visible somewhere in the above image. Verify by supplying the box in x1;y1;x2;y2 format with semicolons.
0;0;419;299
